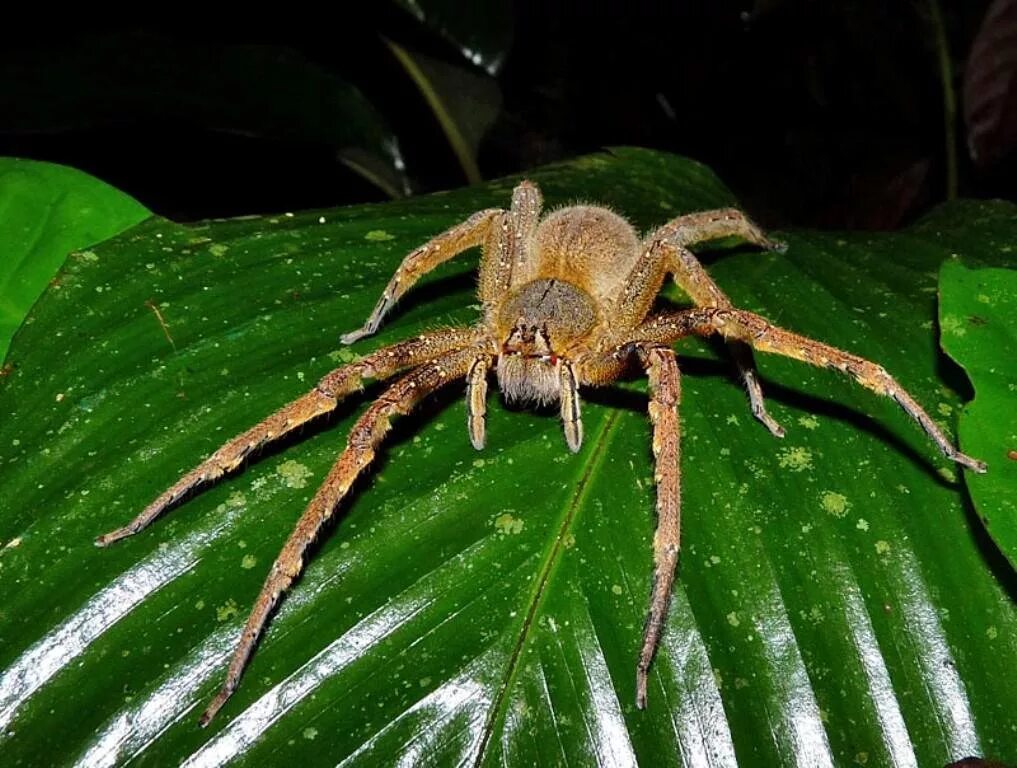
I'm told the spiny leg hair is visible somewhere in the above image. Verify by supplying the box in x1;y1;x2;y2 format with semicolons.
615;208;786;437
199;347;484;726
619;306;983;708
649;210;785;438
632;345;682;709
340;208;503;345
96;327;483;547
626;307;986;472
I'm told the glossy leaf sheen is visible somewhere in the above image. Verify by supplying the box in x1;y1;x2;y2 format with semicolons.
939;261;1017;570
0;149;1015;767
0;158;149;362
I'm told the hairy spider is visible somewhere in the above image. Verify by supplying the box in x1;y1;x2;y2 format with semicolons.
97;180;987;725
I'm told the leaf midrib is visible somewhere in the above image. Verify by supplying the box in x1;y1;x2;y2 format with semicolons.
473;408;624;765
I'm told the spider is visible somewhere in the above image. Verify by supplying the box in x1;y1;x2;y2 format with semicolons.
96;180;987;726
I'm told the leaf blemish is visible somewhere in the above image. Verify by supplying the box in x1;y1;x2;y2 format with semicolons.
821;491;849;518
277;460;313;489
493;513;524;535
778;446;814;472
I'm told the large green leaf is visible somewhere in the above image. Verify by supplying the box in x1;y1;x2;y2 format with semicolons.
0;149;1015;767
938;261;1017;570
0;158;149;364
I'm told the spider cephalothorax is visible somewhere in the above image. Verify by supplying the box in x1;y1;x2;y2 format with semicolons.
97;180;986;726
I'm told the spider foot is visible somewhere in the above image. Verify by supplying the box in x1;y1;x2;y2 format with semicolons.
340;325;373;345
767;238;789;254
950;450;988;474
754;406;786;438
95;526;135;547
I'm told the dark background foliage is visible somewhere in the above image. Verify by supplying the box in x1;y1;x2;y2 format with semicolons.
2;0;1015;227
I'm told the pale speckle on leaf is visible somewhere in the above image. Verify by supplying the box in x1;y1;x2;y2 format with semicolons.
493;513;524;535
277;460;313;489
797;414;821;430
778;446;814;472
821;491;849;518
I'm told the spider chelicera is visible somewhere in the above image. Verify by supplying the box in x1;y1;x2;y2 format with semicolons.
97;180;986;725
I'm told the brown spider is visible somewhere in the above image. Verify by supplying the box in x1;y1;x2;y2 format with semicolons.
96;180;987;726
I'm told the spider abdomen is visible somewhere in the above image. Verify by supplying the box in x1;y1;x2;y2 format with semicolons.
533;205;641;298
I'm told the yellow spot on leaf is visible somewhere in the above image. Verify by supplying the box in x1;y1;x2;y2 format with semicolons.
216;599;239;622
821;491;849;518
277;460;313;489
940;314;966;337
494;513;524;535
778;446;813;472
328;348;362;364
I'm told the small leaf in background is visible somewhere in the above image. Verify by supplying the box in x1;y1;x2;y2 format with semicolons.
964;0;1017;168
387;39;502;185
939;260;1017;571
392;0;514;75
0;158;149;363
0;150;1015;765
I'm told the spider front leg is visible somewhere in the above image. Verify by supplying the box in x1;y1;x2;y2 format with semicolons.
343;180;544;344
200;347;485;726
631;309;987;472
96;327;483;546
340;208;503;344
631;344;683;709
614;210;786;438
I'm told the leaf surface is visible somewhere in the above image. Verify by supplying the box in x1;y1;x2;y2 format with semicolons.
0;149;1015;767
939;260;1017;571
0;158;149;363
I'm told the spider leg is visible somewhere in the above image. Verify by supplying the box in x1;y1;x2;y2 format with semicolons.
624;309;987;472
466;356;489;449
198;348;481;726
479;180;543;302
612;210;786;437
632;344;682;709
96;327;484;546
559;360;583;452
341;208;503;345
650;207;783;253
